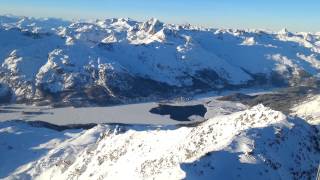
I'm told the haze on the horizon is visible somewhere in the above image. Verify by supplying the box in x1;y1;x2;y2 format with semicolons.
0;0;319;32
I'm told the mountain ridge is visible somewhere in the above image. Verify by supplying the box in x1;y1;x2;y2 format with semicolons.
0;15;319;106
1;104;319;179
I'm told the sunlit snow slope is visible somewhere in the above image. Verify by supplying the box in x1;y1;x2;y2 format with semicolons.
0;16;320;105
0;104;319;180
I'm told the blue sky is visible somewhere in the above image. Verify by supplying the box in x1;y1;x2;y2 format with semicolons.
0;0;319;32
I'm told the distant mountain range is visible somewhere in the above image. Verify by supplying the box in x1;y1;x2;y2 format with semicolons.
0;15;319;106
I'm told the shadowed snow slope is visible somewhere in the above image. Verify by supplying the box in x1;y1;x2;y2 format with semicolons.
0;15;320;105
1;105;319;180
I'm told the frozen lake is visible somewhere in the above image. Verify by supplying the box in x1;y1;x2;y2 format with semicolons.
0;88;270;126
0;102;188;125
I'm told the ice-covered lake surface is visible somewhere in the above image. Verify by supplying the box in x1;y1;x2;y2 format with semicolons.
0;102;186;125
0;100;244;126
0;88;271;126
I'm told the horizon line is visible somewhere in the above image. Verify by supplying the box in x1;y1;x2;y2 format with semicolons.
1;13;316;34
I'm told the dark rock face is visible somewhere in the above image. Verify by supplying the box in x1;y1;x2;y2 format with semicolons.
191;69;226;89
15;120;97;132
0;84;12;104
106;73;175;99
217;93;257;102
218;85;320;114
32;85;120;107
31;73;177;107
18;68;233;107
7;67;318;107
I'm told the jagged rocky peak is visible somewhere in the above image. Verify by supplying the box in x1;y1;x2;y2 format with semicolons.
140;18;164;34
299;32;314;41
8;49;19;57
101;33;118;44
35;49;68;92
108;17;136;30
278;28;292;36
2;50;22;72
95;18;118;28
48;49;71;66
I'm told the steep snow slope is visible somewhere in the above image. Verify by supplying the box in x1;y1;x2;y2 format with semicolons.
1;105;319;180
0;15;320;105
292;95;320;125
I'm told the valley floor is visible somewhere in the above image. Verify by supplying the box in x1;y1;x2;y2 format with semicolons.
0;88;271;126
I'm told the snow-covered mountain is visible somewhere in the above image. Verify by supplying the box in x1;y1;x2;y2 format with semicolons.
1;15;320;180
1;104;319;179
0;15;320;106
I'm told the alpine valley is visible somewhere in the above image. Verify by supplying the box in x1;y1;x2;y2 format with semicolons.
0;15;319;180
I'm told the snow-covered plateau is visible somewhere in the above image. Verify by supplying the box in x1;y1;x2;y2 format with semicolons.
0;15;320;180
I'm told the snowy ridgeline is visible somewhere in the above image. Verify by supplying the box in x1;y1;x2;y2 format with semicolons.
0;15;319;180
0;104;319;180
0;15;320;105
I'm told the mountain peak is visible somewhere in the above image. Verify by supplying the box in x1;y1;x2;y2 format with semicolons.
141;18;164;34
278;28;290;35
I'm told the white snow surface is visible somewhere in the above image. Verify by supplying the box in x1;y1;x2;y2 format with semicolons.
0;15;320;180
0;102;181;125
0;15;320;98
0;104;319;180
291;95;320;125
